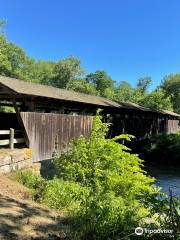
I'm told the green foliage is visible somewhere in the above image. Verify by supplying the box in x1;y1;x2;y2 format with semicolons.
0;19;6;34
164;192;180;237
137;77;152;94
0;26;34;80
140;89;173;110
27;60;56;84
150;191;180;240
15;170;89;213
50;56;84;89
54;112;161;239
54;113;154;193
86;70;115;97
41;178;89;211
114;79;174;112
161;74;180;113
114;81;135;102
0;105;15;113
15;170;44;189
68;78;98;95
15;170;46;200
143;133;180;165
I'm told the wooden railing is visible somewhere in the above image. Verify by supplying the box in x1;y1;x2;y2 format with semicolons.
0;128;25;149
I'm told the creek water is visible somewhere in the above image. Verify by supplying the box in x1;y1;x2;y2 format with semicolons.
145;163;180;197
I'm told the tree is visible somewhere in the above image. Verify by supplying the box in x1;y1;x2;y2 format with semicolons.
140;89;173;110
0;19;6;35
68;78;98;95
29;60;55;84
114;81;134;102
137;77;152;94
0;22;34;80
50;57;84;89
86;70;115;97
0;37;34;80
161;74;180;113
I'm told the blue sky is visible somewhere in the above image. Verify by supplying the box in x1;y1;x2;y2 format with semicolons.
1;0;180;89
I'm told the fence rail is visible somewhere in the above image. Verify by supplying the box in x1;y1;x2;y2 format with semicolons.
0;128;25;149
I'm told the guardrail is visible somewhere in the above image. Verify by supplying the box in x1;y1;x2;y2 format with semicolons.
0;128;25;149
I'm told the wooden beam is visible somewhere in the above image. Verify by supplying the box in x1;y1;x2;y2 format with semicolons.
0;138;25;146
0;139;10;146
0;130;22;135
14;138;25;144
0;130;10;135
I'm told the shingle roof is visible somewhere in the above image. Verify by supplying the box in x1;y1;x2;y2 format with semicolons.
119;101;180;117
0;76;179;118
0;76;135;110
0;76;120;108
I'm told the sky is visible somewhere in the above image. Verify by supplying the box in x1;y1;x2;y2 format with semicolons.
1;0;180;89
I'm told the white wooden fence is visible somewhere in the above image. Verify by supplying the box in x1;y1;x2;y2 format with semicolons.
0;128;25;149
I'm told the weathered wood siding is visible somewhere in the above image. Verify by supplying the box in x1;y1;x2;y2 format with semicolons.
110;114;179;140
167;120;179;133
20;112;93;162
19;112;179;162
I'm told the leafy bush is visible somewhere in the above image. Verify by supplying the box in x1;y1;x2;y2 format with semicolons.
15;170;44;189
164;192;180;238
143;133;180;165
72;191;155;240
15;170;89;212
41;178;89;211
54;112;161;239
15;170;46;201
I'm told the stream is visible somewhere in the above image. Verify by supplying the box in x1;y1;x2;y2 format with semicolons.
145;163;180;197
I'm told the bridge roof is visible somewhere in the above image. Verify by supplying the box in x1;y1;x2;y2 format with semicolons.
0;76;179;118
0;76;120;108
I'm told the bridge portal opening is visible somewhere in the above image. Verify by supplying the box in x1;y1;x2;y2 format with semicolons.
0;112;26;149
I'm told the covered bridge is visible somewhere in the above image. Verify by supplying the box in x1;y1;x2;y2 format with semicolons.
0;76;179;162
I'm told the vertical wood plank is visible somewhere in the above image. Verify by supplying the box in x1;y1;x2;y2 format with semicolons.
20;112;93;162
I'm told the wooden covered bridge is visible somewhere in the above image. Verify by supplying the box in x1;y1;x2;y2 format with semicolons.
0;76;179;162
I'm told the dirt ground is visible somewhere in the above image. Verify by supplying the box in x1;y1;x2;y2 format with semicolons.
0;175;70;240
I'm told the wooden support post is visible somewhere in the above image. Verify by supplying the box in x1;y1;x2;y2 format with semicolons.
10;128;14;149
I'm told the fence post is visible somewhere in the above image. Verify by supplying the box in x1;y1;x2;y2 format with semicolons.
10;128;14;150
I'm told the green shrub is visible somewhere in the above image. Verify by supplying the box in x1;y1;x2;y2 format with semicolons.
15;170;46;201
53;111;161;239
41;178;89;212
159;191;180;239
15;170;42;188
73;191;155;240
15;170;89;212
144;133;180;164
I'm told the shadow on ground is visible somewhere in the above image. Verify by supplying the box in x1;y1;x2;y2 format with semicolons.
0;194;70;240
